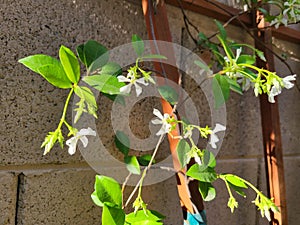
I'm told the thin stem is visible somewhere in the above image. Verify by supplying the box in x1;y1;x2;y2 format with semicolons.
122;172;132;207
57;88;74;130
124;134;165;208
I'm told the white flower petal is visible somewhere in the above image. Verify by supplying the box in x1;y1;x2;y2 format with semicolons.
78;127;96;136
282;74;296;89
80;136;89;148
268;93;275;103
151;118;163;125
236;47;242;59
66;137;78;155
213;123;226;133
117;75;131;83
153;108;164;120
209;123;225;149
120;84;132;94
136;77;149;86
134;83;143;97
194;155;202;165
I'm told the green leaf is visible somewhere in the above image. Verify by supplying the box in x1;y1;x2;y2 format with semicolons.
198;32;208;41
59;45;80;83
224;77;243;95
158;85;178;105
41;130;60;155
176;139;191;168
102;204;125;225
212;74;230;108
217;35;234;59
83;74;125;95
237;55;256;65
115;130;130;156
132;34;144;57
202;150;216;168
124;156;141;175
199;181;216;201
77;40;108;68
18;55;72;89
100;62;122;76
225;174;248;188
92;175;122;208
255;50;266;62
186;164;217;182
137;154;154;166
126;210;165;224
141;54;167;60
227;182;246;197
215;20;227;40
74;86;98;123
194;60;210;72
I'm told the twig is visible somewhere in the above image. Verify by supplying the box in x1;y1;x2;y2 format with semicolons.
124;134;165;208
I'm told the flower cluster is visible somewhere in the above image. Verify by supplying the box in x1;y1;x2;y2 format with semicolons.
268;0;300;29
118;64;155;97
252;194;279;221
253;74;296;103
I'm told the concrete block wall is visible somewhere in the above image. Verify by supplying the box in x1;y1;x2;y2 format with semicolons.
1;0;299;224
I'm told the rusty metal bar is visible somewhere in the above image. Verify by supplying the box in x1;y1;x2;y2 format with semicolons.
255;13;288;225
165;0;300;43
142;0;204;217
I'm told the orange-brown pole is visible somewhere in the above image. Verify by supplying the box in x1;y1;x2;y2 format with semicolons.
255;10;288;225
141;0;203;215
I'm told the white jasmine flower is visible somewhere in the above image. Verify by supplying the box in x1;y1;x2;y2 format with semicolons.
151;108;172;136
66;127;96;155
194;155;202;165
118;71;149;97
209;123;226;149
254;82;260;97
282;74;296;89
183;126;193;139
268;78;282;103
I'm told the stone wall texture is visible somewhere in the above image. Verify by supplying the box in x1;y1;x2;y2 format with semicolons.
0;0;299;224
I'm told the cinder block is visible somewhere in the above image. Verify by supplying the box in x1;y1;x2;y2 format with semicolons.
17;169;101;225
0;0;147;166
0;172;18;225
284;157;300;225
17;168;183;224
275;40;300;156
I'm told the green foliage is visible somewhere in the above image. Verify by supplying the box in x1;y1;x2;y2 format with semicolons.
215;20;227;40
19;29;290;223
18;55;72;88
74;86;98;123
137;154;154;166
176;139;191;168
77;40;108;74
100;62;122;76
102;205;126;225
132;34;145;57
59;45;80;84
158;85;178;105
126;210;165;225
125;155;141;175
186;164;217;183
115;131;130;156
83;74;125;95
91;175;122;208
41;129;64;155
198;181;216;202
212;74;230;108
